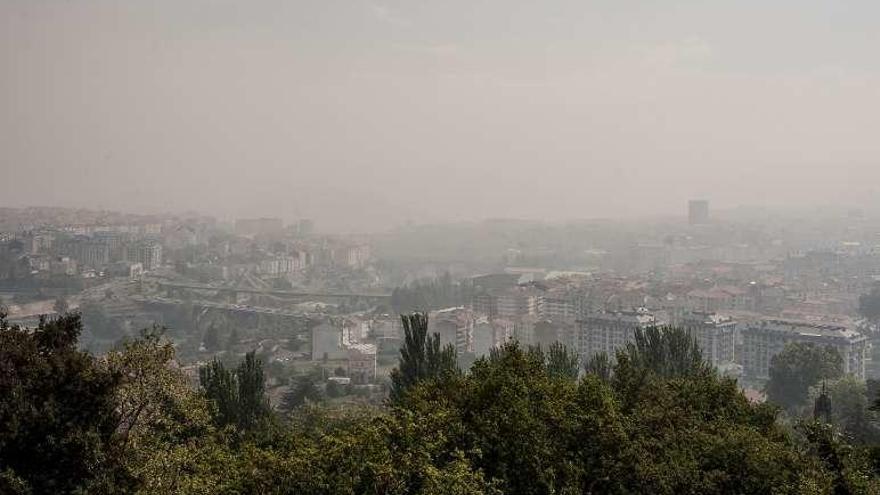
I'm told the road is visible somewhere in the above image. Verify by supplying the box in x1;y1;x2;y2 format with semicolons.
132;294;323;319
152;280;391;300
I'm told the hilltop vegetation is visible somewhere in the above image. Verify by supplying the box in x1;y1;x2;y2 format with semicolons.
1;311;880;494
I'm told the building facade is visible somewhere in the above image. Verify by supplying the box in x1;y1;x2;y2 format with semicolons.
740;319;869;380
538;289;578;322
680;312;737;369
576;309;661;361
73;239;111;269
311;321;347;361
429;307;474;355
347;343;377;384
126;242;163;271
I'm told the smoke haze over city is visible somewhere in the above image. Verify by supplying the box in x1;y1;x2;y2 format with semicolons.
3;0;880;231
11;2;880;493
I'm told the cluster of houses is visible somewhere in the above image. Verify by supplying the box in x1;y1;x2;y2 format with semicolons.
310;257;876;385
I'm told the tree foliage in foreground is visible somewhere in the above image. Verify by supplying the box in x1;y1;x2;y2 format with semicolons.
0;312;130;494
623;325;710;378
389;312;457;403
584;351;612;381
4;313;880;494
199;351;271;432
809;377;880;446
542;341;579;381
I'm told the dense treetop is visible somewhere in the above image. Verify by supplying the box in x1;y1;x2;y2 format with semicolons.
2;311;880;494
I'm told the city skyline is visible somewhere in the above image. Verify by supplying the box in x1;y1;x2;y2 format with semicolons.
4;1;880;231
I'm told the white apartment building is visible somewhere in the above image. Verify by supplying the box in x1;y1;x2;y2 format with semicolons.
680;312;737;369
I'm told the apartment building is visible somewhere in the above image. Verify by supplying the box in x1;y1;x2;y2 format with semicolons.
680;312;737;369
576;309;663;361
740;319;869;380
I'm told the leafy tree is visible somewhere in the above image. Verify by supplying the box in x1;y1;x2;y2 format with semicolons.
811;377;880;445
610;325;711;412
105;327;214;488
6;309;880;494
584;351;612;381
454;342;584;493
0;312;130;493
199;351;271;432
199;358;240;427
326;379;350;399
800;421;878;495
395;339;840;494
236;351;271;431
418;450;501;495
540;341;579;381
621;325;709;378
389;312;457;403
0;469;30;495
767;343;844;412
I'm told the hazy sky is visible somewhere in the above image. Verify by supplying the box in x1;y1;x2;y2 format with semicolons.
2;0;880;231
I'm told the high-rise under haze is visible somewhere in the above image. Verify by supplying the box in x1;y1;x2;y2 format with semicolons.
689;200;710;225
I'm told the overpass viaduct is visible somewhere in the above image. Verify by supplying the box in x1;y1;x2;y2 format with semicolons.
151;280;391;305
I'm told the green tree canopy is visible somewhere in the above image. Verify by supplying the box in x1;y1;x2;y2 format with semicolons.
199;351;271;433
5;314;880;494
584;351;612;381
281;369;324;412
530;341;579;381
0;312;129;493
620;325;710;378
389;312;457;403
393;340;842;494
810;377;880;445
767;342;844;412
